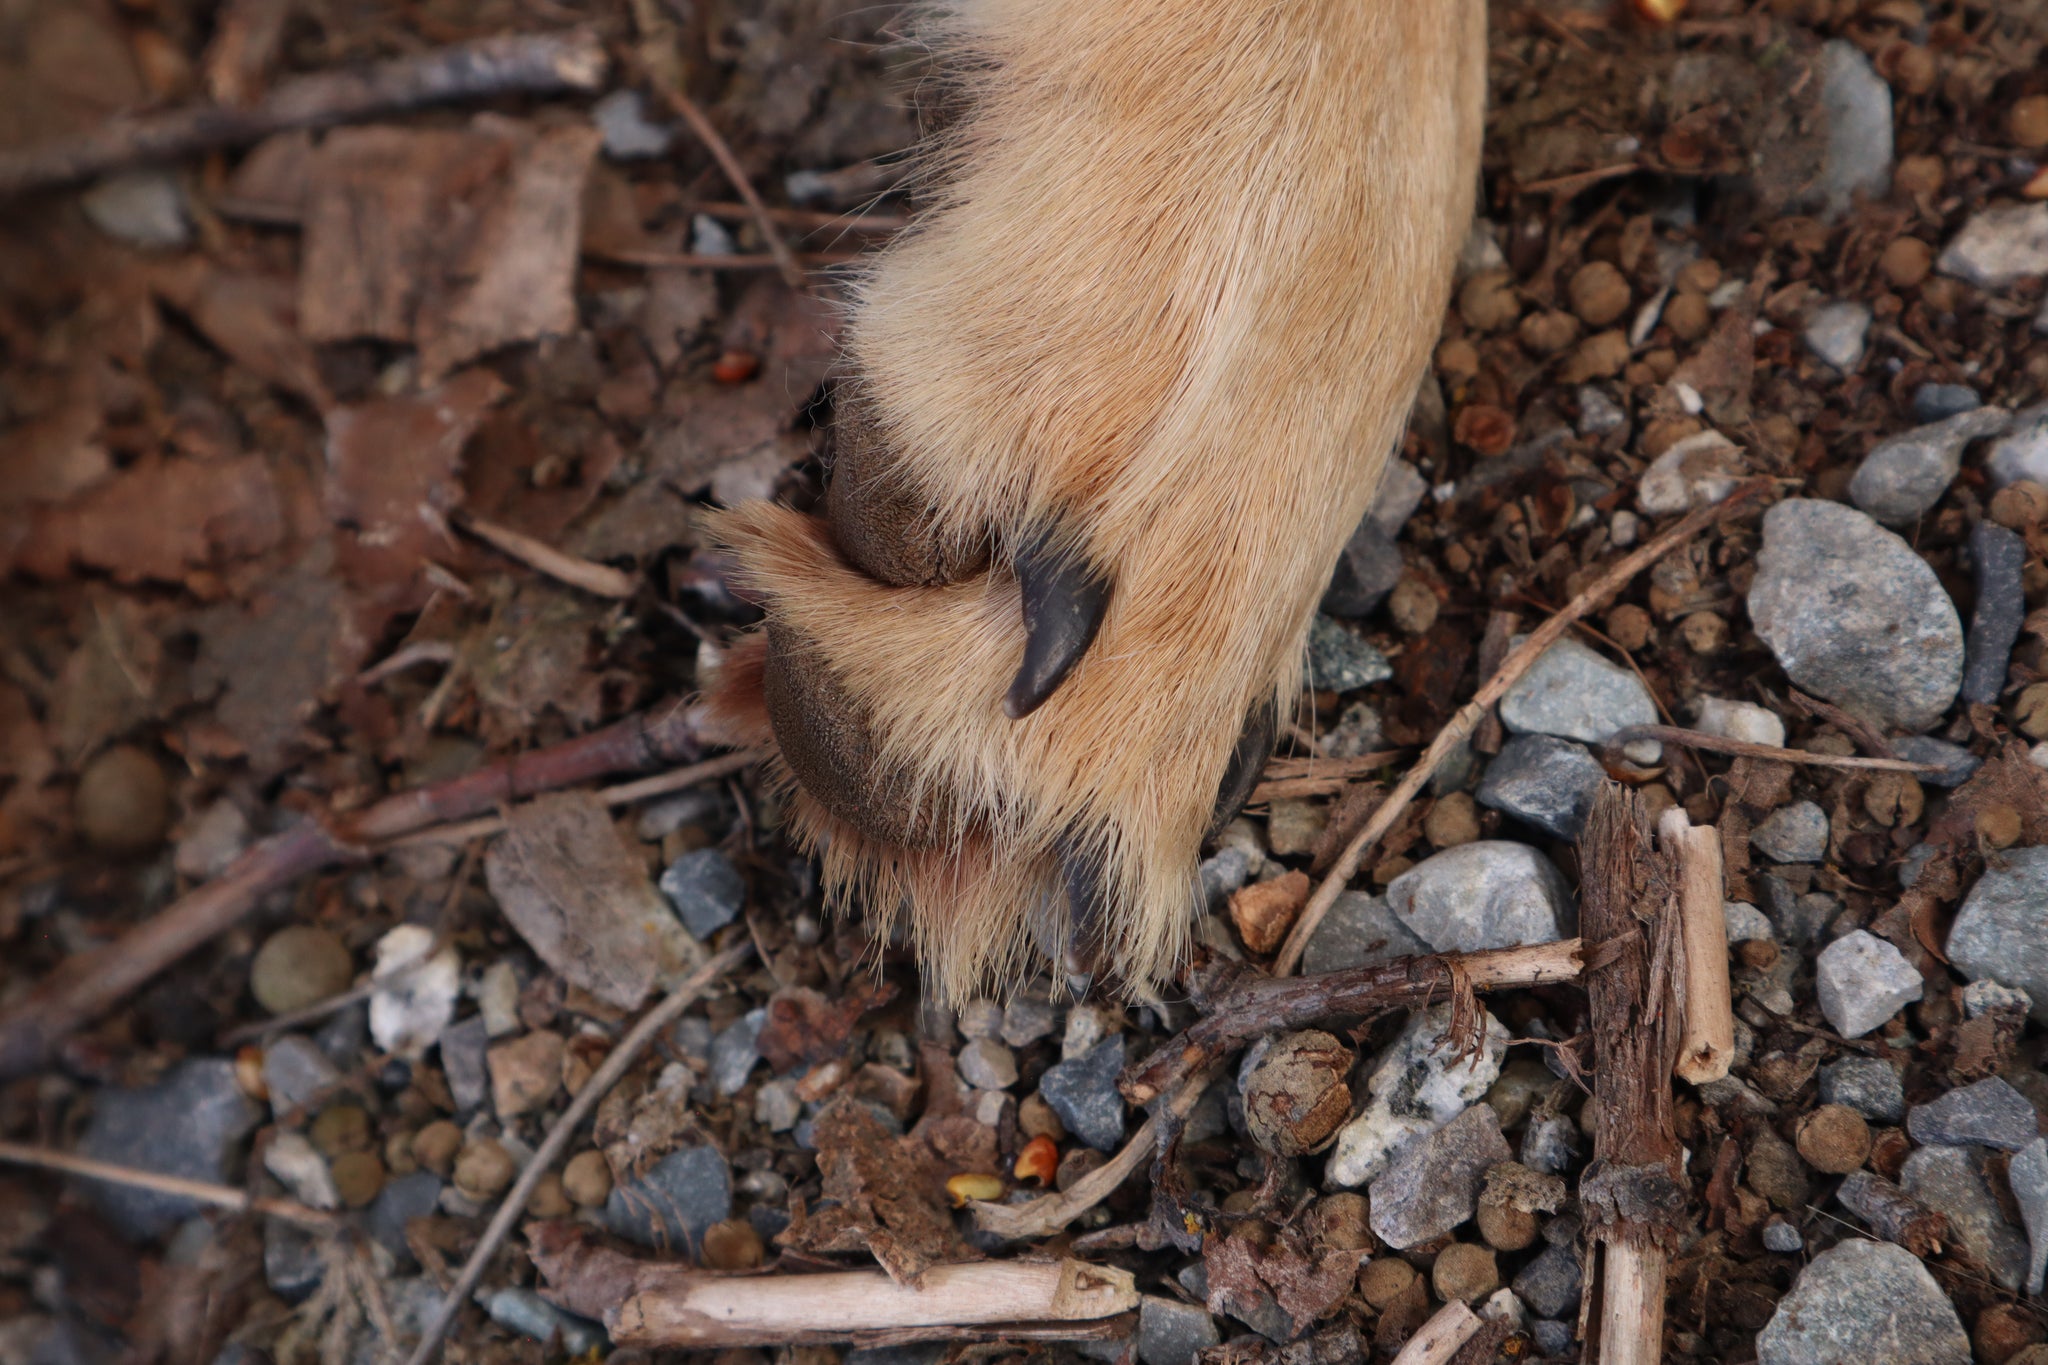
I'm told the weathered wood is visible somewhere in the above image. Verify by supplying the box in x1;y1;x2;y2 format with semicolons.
1661;809;1733;1084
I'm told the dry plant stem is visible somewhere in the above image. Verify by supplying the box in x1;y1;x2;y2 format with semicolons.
1273;481;1770;975
383;749;761;848
455;513;637;598
684;201;911;233
1390;1300;1482;1365
1120;939;1583;1106
1578;785;1686;1365
0;703;714;1080
0;1140;335;1228
651;86;806;289
0;29;607;196
588;247;863;272
402;943;752;1365
1660;809;1732;1084
1608;725;1935;773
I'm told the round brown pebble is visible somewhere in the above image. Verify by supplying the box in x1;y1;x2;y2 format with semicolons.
1436;337;1480;385
309;1103;371;1157
1424;793;1481;849
1978;803;2024;851
1306;1193;1376;1253
1894;154;1946;198
702;1218;766;1270
2013;682;2048;740
1863;772;1923;828
563;1149;613;1206
1475;1198;1538;1252
1879;237;1934;289
1976;1303;2047;1365
1736;939;1780;970
412;1120;464;1176
250;925;355;1016
1019;1094;1067;1142
1794;1104;1872;1175
1430;1242;1500;1303
1679;611;1727;655
331;1151;386;1209
1562;329;1630;383
1518;310;1581;355
1458;270;1521;332
1358;1256;1418;1310
453;1137;517;1200
1605;604;1653;651
1242;1031;1353;1157
74;744;171;855
1663;291;1712;343
1388;578;1439;635
526;1171;572;1218
1992;481;2048;530
1568;261;1632;328
2010;95;2048;151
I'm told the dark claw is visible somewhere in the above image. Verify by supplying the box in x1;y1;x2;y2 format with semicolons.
1206;699;1279;842
1005;534;1111;719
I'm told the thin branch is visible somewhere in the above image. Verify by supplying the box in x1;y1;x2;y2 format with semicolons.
682;201;911;233
382;749;761;848
0;30;607;197
0;1140;337;1228
647;83;806;289
401;943;753;1365
454;513;638;599
1604;725;1935;773
0;702;718;1080
1272;481;1771;976
586;247;863;272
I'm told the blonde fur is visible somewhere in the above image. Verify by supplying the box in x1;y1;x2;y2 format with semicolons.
706;0;1487;1001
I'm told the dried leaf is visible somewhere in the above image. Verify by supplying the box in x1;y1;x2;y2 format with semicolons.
49;590;163;763
154;262;331;411
484;791;706;1010
15;454;283;583
758;978;899;1074
779;1096;970;1286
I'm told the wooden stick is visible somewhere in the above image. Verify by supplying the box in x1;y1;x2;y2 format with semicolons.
1578;785;1686;1365
649;84;806;290
1606;725;1936;774
455;513;637;599
384;748;761;848
1272;480;1770;976
0;30;607;197
401;944;752;1365
1660;810;1732;1085
1389;1300;1481;1365
587;247;862;272
0;702;715;1080
0;1140;336;1228
1119;939;1583;1107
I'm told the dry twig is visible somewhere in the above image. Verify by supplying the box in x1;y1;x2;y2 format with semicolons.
1273;481;1771;975
0;1140;336;1228
645;81;806;289
454;513;638;599
401;943;753;1365
1389;1300;1482;1365
1604;725;1934;773
1661;809;1732;1084
0;30;607;197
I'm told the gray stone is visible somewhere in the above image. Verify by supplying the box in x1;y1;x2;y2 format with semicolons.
2011;1136;2048;1297
1301;890;1429;976
1815;930;1922;1038
1368;460;1430;539
367;1171;444;1267
1474;736;1605;840
755;1078;801;1132
957;999;1004;1039
1986;402;2048;489
480;1287;606;1354
1848;407;2012;524
605;1145;731;1253
1947;845;2048;1022
1319;527;1403;619
1939;203;2048;290
593;90;675;160
1198;846;1253;910
1962;979;2031;1018
958;1039;1018;1090
711;1007;767;1097
1804;300;1871;371
80;171;190;249
1758;875;1830;947
1907;1077;2039;1151
1750;801;1829;863
1762;1218;1803;1253
1694;697;1784;748
1812;40;1894;220
1367;1103;1511;1249
1818;1056;1905;1123
1963;521;2027;704
1136;1297;1220;1365
1520;1115;1578;1175
1901;1144;2029;1291
440;1015;490;1113
1386;841;1574;954
1723;901;1775;943
1328;1003;1506;1188
660;849;745;940
1891;736;1980;788
1530;1319;1575;1358
1499;636;1657;743
1039;1036;1127;1152
1511;1242;1583;1320
1577;385;1626;437
1747;499;1963;732
1912;383;1983;424
76;1059;262;1240
1305;616;1391;692
1001;996;1057;1048
262;1035;342;1116
1754;1239;1967;1365
265;1219;323;1301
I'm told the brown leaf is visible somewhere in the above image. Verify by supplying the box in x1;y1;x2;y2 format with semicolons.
154;263;331;411
15;454;283;583
465;580;608;748
1724;756;1793;811
483;791;707;1011
49;590;164;764
779;1096;970;1286
1665;304;1754;427
759;978;899;1074
1204;1231;1357;1339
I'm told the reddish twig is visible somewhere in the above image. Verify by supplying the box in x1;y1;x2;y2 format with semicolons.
0;702;716;1079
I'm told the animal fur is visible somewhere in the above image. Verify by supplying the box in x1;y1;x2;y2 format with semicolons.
703;0;1488;1002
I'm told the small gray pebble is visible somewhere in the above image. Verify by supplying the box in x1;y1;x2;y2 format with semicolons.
1040;1036;1128;1151
659;849;745;940
1474;735;1605;840
1818;1056;1905;1123
1907;1077;2039;1151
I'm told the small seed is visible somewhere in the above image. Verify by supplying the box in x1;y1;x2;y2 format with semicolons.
1664;291;1712;342
1358;1256;1418;1309
947;1172;1005;1206
1878;237;1933;289
2010;95;2048;151
1568;261;1632;328
1863;773;1923;828
1424;793;1481;849
1014;1134;1059;1185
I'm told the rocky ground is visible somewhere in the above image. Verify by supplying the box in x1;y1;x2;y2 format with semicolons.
5;1;2048;1364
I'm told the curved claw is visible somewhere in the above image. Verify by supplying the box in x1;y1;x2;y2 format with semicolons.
1004;534;1112;720
1206;699;1279;842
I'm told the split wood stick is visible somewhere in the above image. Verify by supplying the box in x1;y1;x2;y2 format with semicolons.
1578;784;1688;1365
1389;1300;1481;1365
1659;809;1732;1084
